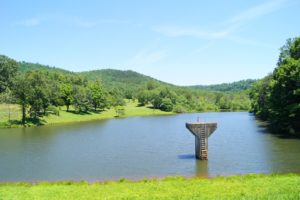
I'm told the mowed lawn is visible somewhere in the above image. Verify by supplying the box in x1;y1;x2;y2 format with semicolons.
0;104;22;127
0;100;173;128
0;174;299;200
44;100;172;125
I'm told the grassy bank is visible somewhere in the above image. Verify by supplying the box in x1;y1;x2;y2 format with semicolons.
0;100;173;128
0;174;299;199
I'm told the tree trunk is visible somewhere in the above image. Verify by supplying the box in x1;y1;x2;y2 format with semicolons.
21;104;26;125
66;104;69;112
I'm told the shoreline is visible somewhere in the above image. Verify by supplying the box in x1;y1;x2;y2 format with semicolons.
0;173;294;184
0;111;176;129
0;102;248;129
0;174;299;199
0;101;175;129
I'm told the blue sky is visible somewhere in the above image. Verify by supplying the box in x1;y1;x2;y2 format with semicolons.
1;0;300;85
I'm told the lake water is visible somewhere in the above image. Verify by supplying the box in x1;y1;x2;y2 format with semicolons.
0;112;299;182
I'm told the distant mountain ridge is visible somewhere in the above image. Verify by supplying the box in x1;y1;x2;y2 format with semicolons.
188;79;257;92
19;61;256;92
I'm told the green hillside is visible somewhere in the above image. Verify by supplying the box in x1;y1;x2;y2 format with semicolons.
189;79;257;92
15;61;252;112
79;69;174;93
80;69;157;84
0;57;252;128
18;61;255;92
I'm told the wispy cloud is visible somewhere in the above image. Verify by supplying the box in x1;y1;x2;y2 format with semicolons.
154;0;288;44
17;17;41;27
154;26;230;39
63;16;130;28
228;0;287;26
15;15;129;28
226;36;276;48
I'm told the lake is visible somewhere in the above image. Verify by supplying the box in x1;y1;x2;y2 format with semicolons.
0;112;299;182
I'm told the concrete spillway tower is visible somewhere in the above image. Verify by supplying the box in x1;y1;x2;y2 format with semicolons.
186;122;217;160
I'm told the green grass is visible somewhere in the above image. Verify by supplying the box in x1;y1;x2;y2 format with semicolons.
0;104;21;122
0;100;173;128
0;174;299;199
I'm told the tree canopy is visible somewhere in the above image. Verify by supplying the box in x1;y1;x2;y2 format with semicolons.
0;55;252;126
250;36;300;136
0;55;19;93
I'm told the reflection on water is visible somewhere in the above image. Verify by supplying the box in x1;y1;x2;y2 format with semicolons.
195;160;208;178
0;112;299;181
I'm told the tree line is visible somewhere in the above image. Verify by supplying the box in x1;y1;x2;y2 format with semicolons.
1;55;252;126
0;56;126;125
249;37;300;136
189;79;256;92
136;81;251;113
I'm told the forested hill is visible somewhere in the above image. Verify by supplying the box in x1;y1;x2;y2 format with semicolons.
79;69;174;91
19;62;253;92
189;79;257;92
19;62;172;91
0;56;252;126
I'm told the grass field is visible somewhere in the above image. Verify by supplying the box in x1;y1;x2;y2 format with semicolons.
0;174;299;200
0;100;173;128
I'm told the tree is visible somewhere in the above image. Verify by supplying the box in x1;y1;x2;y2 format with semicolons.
108;88;125;107
149;90;162;109
60;83;74;111
137;90;150;106
12;74;30;124
249;75;273;119
88;80;107;111
160;98;173;112
146;81;158;90
73;86;91;112
249;37;300;135
0;55;18;93
26;71;51;118
270;57;300;134
48;79;63;107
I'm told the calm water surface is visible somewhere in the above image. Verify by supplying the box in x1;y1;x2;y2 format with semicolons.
0;112;299;181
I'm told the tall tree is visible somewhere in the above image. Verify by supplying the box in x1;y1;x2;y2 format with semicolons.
26;71;51;118
60;83;74;111
73;86;91;112
12;74;30;124
0;55;18;93
88;80;106;111
250;37;300;135
270;58;300;134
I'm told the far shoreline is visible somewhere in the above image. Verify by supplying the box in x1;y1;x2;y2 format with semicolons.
0;101;249;129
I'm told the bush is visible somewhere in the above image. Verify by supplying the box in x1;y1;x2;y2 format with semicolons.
160;98;173;112
173;104;187;113
46;105;60;116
